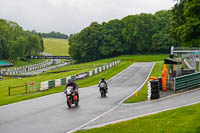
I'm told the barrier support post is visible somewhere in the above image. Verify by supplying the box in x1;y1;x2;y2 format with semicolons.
8;86;10;96
26;83;28;94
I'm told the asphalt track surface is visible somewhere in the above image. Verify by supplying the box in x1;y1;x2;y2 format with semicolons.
0;62;154;133
84;88;200;129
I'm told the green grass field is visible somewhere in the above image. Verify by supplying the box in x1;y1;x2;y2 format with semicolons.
77;103;200;133
125;61;164;103
43;38;69;56
0;55;167;106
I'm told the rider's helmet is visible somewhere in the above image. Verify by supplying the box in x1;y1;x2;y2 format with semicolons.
101;77;105;81
68;78;72;84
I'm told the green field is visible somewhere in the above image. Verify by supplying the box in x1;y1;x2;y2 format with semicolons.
0;55;167;106
77;103;200;133
43;38;69;56
125;61;164;103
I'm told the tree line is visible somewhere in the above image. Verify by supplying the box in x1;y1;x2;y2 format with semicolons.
69;10;177;62
0;19;44;62
69;0;200;62
41;31;69;39
29;30;73;39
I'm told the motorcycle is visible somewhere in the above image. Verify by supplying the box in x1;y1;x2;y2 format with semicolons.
99;82;107;97
64;86;79;108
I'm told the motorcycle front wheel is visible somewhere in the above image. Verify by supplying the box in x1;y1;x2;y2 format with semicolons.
67;97;72;108
100;89;105;97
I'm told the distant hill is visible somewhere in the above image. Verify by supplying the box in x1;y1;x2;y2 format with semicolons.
43;38;69;56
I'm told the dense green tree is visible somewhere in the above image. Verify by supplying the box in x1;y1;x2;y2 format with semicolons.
0;19;13;59
121;15;138;54
171;0;200;46
69;11;175;62
69;22;102;62
9;36;27;61
69;1;199;62
152;10;179;53
26;34;42;56
99;19;124;56
0;19;43;62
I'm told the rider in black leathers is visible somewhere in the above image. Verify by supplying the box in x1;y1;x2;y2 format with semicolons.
98;77;108;92
65;79;79;98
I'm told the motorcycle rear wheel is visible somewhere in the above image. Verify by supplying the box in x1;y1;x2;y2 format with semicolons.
75;94;79;106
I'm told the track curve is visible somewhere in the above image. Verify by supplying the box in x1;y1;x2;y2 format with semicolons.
0;62;154;133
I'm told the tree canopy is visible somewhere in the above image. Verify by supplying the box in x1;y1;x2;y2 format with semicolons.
69;10;178;62
0;19;44;62
69;0;200;62
171;0;200;46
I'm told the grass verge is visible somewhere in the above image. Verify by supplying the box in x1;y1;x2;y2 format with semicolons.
125;61;164;103
76;103;200;133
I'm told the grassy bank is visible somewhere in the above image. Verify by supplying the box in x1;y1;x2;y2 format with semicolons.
0;60;132;106
77;103;200;133
116;54;167;62
43;38;69;56
125;61;164;103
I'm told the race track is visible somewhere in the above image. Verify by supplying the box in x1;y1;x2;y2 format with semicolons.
0;62;154;133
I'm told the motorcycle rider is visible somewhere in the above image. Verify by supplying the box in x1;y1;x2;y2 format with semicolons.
65;78;79;99
98;77;108;92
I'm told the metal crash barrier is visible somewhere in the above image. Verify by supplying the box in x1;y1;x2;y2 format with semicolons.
174;72;200;92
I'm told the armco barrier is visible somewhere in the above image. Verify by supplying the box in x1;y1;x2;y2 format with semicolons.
2;60;54;75
95;68;98;74
99;67;102;72
103;65;106;69
55;79;61;87
48;80;55;89
40;60;120;91
61;78;66;85
40;81;48;91
89;71;93;77
175;72;200;91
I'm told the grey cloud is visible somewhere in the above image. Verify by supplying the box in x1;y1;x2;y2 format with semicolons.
0;0;176;34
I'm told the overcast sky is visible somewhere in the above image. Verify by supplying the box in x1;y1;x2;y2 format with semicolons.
0;0;177;34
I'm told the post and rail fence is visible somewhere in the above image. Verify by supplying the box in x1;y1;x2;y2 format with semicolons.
8;81;39;96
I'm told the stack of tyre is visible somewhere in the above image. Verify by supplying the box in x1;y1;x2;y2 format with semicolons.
150;80;160;99
158;77;162;90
